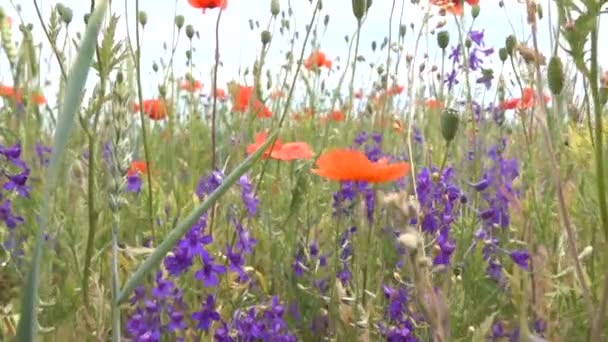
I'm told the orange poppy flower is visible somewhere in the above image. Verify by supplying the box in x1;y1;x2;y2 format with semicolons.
432;0;479;15
231;85;272;118
328;110;345;122
312;148;410;183
214;88;227;100
390;84;405;95
128;160;148;176
181;79;202;92
246;132;314;161
304;51;332;70
133;99;168;121
0;84;46;105
424;98;444;110
501;87;550;110
188;0;227;13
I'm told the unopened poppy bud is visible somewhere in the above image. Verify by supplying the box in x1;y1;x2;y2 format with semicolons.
261;30;272;45
152;62;159;72
185;24;194;39
465;38;472;49
271;0;280;16
352;0;366;21
84;13;90;24
505;35;517;55
56;3;66;16
437;30;449;50
441;108;460;142
159;85;167;97
138;11;147;27
61;7;73;24
399;24;406;38
537;3;543;20
175;15;184;29
324;14;329;27
547;56;564;95
471;5;480;19
499;47;508;62
371;41;377;52
185;50;191;60
116;71;124;83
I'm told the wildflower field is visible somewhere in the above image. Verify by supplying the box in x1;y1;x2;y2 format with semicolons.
2;0;608;341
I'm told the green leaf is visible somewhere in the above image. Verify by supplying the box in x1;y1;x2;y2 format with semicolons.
116;131;280;304
15;1;108;341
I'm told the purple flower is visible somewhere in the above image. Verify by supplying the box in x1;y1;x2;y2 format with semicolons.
239;174;259;216
469;29;485;46
195;256;227;287
510;249;530;270
127;174;143;194
35;143;52;168
226;244;248;282
192;295;221;331
0;199;24;229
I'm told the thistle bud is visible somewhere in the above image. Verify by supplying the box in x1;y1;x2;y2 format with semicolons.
60;7;73;24
399;24;406;38
505;35;517;56
271;0;280;16
138;11;148;27
175;15;184;29
471;5;480;19
352;0;366;21
498;47;508;62
185;24;194;39
547;56;564;95
441;108;460;142
261;30;272;46
437;30;449;50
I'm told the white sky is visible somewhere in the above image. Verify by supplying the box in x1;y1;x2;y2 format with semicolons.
1;0;606;107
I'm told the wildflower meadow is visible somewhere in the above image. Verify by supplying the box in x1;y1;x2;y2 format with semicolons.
2;0;608;341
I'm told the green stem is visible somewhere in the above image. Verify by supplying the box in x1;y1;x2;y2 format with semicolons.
347;19;362;118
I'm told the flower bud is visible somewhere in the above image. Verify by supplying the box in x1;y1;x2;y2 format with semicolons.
437;30;449;50
537;3;543;20
371;41;377;52
116;71;124;83
498;47;508;62
271;0;280;16
352;0;371;21
152;61;159;72
505;35;517;56
138;11;147;27
84;13;90;24
175;15;184;29
547;56;564;96
60;6;73;24
261;30;272;46
465;38;472;49
399;24;406;38
56;3;66;16
441;108;460;142
471;5;480;19
185;50;192;60
185;24;194;39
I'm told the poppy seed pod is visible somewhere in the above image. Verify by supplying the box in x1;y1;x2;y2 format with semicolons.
498;47;508;62
505;35;517;56
547;56;564;96
437;31;449;50
271;0;280;17
60;7;73;24
441;108;460;142
261;30;272;46
138;11;147;27
185;24;194;39
352;0;371;21
175;15;184;30
471;5;480;19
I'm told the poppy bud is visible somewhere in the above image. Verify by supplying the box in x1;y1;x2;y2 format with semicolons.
437;30;449;50
116;71;124;83
56;3;66;16
399;24;406;38
324;15;329;28
471;5;480;19
159;85;167;97
152;62;158;72
185;24;194;39
441;108;460;142
465;38;472;49
505;35;517;56
371;41;377;52
261;30;272;46
175;15;184;30
498;48;508;62
537;3;543;20
185;50;191;60
271;0;280;16
138;11;147;27
352;0;367;21
547;56;564;96
84;13;90;24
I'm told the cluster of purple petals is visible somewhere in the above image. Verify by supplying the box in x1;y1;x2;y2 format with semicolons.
1;142;37;258
414;166;464;265
489;318;546;341
377;285;418;341
470;139;529;284
445;29;495;91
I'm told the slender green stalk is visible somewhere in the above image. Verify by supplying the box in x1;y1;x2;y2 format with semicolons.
347;19;362;118
210;5;224;170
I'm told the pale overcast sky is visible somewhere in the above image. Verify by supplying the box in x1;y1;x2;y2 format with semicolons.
1;0;606;107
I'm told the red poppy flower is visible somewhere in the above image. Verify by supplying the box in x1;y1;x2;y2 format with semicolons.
501;87;550;110
133;99;168;121
181;79;202;92
231;85;272;118
188;0;227;13
128;160;148;176
432;0;479;15
328;110;345;122
0;84;46;105
311;148;410;183
390;84;405;95
424;98;444;110
304;51;332;70
246;132;313;161
213;88;227;101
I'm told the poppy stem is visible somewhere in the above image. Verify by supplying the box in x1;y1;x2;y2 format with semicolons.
438;140;451;174
210;2;223;171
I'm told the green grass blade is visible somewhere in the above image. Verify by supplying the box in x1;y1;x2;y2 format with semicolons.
116;131;279;304
15;1;108;340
